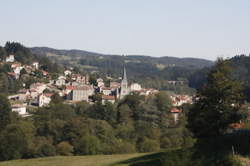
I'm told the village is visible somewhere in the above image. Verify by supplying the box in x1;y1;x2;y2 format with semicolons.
3;54;193;118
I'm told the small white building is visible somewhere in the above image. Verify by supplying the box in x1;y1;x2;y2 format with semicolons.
32;62;39;70
11;104;28;117
56;78;66;86
6;55;15;63
130;83;142;91
38;93;53;107
64;70;72;76
13;66;24;75
101;87;113;96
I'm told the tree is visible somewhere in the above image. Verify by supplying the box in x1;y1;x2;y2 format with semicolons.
0;123;29;160
50;93;63;105
154;91;172;112
0;94;11;131
75;135;101;155
56;141;73;156
187;59;244;139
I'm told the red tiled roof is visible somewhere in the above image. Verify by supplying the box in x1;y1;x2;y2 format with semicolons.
43;93;54;97
170;108;182;113
102;87;112;90
102;95;115;100
75;86;90;91
229;123;243;129
66;85;77;90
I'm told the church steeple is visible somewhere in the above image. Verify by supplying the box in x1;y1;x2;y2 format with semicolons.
120;63;129;99
122;65;127;83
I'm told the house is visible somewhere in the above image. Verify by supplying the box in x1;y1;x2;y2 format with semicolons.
170;108;182;123
67;85;94;102
11;64;23;75
64;85;77;95
130;83;142;91
5;55;15;62
110;82;121;89
7;72;19;79
23;65;32;73
17;89;31;101
11;104;28;117
97;78;105;87
55;76;66;86
29;89;39;99
38;93;53;107
64;70;72;76
32;62;39;69
30;83;46;94
72;74;89;84
101;87;113;96
102;95;115;104
170;95;193;106
41;70;48;76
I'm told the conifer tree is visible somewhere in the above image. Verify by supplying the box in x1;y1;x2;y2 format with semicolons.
187;58;244;139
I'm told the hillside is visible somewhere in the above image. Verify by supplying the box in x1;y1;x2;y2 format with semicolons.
31;47;213;69
31;47;213;93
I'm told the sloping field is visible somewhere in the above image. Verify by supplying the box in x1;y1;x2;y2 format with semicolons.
0;154;146;166
236;156;250;166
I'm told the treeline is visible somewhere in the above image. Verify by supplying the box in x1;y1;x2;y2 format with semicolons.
189;54;250;101
0;92;194;161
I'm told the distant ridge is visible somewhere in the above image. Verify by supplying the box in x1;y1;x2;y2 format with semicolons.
31;47;213;64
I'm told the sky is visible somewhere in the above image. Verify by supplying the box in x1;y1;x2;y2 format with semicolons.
0;0;250;60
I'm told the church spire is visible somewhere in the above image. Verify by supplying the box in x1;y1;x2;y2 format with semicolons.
123;65;127;81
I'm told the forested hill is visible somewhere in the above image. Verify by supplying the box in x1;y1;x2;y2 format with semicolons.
31;47;213;69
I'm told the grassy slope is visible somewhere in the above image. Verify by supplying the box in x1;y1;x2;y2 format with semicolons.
236;156;250;166
0;154;146;166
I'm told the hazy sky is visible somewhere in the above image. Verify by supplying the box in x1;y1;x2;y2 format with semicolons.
1;0;250;60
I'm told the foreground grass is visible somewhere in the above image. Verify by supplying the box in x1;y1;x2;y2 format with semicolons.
235;155;250;166
0;154;146;166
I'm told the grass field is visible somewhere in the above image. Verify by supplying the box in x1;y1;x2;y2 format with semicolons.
0;153;147;166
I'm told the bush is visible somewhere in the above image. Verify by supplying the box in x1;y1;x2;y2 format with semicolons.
29;137;56;157
137;138;160;152
74;135;101;155
56;141;73;156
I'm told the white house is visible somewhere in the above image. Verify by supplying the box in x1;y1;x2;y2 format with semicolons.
55;78;66;86
130;83;142;91
6;55;15;62
101;87;113;96
32;62;39;70
13;66;24;75
38;93;53;107
64;70;72;76
11;104;28;117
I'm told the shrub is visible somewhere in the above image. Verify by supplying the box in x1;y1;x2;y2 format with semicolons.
56;141;73;156
137;138;160;152
74;135;101;155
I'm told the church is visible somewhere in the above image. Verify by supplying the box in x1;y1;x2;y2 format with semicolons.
119;66;130;99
